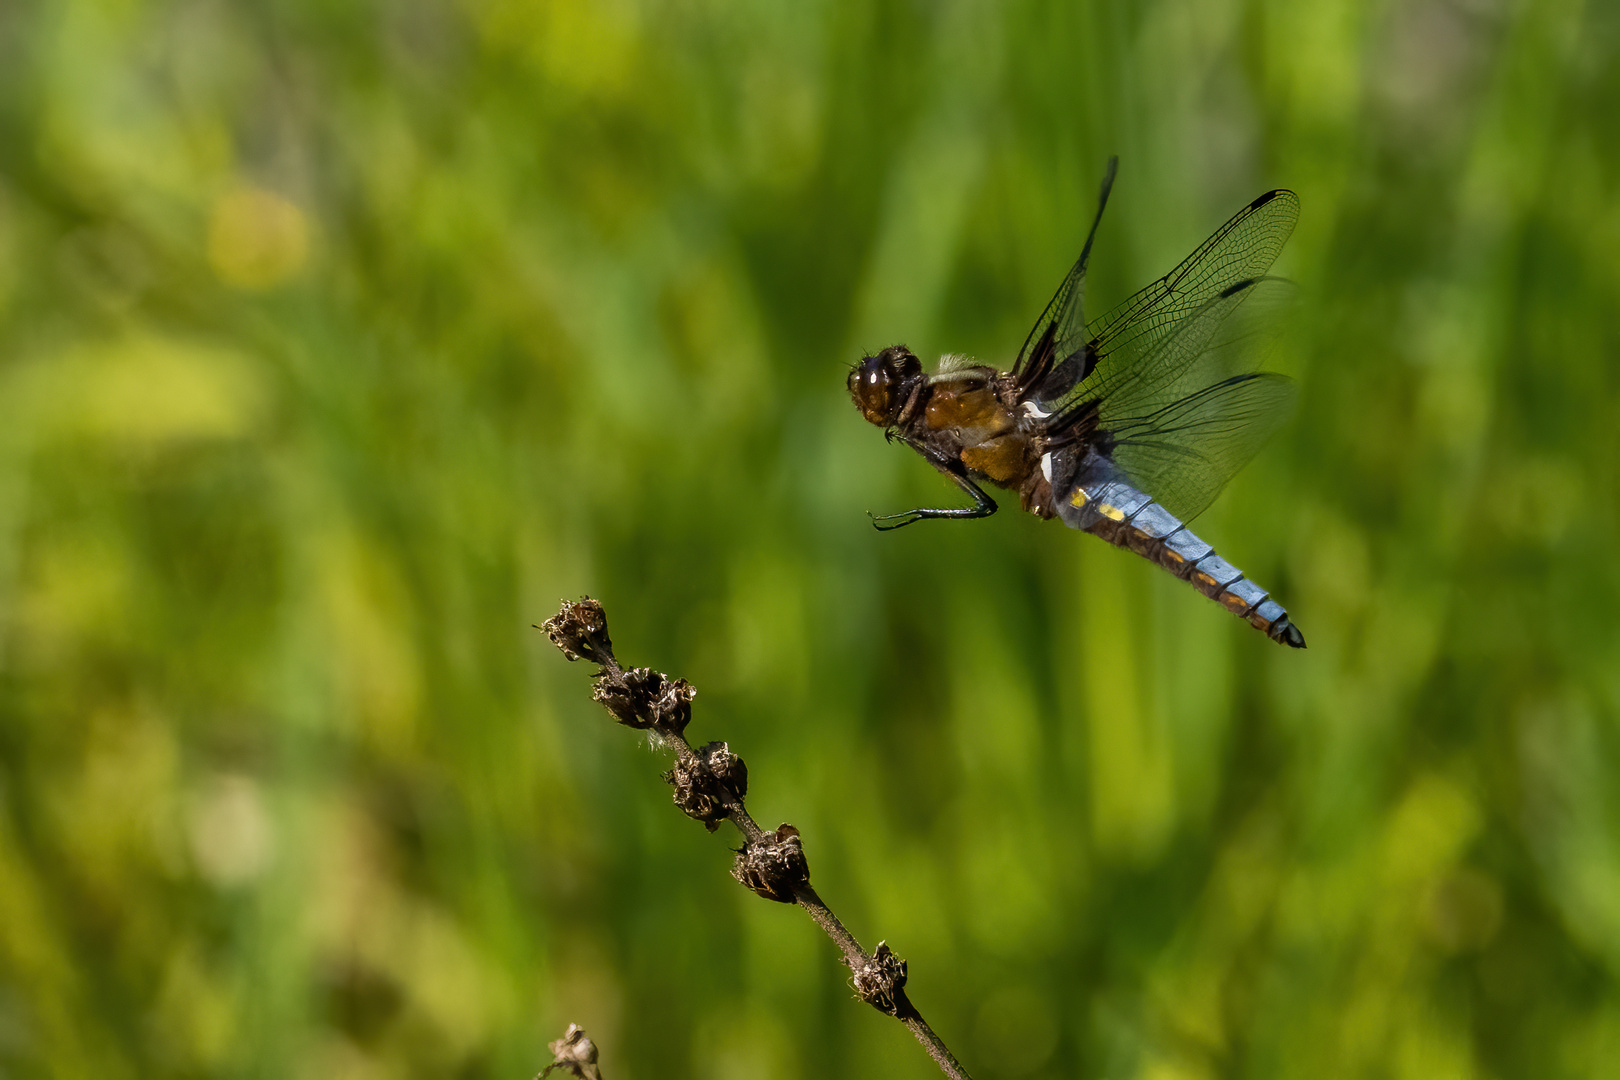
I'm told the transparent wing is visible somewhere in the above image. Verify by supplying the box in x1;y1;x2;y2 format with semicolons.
1010;158;1118;392
1034;189;1301;519
1109;372;1296;520
1100;275;1298;519
1033;189;1300;417
1097;274;1298;420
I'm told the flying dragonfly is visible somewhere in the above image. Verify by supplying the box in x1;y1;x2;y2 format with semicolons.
848;159;1306;647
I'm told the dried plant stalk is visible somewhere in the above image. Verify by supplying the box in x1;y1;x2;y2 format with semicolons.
539;598;972;1080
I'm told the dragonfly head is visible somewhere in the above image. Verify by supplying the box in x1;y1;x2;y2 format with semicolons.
849;345;922;428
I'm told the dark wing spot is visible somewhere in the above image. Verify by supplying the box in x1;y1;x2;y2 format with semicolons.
1036;343;1100;402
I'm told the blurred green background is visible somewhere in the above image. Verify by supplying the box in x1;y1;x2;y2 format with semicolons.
2;1;1617;1077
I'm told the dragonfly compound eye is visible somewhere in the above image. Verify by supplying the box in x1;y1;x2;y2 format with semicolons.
849;346;920;427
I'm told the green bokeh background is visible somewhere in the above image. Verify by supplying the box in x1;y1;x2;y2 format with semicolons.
3;1;1618;1077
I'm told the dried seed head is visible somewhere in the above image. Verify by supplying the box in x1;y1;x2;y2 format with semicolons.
851;941;910;1017
540;598;613;664
540;1023;602;1079
588;668;695;734
733;823;809;903
665;755;722;830
665;742;748;831
702;741;748;796
650;677;695;737
590;667;662;729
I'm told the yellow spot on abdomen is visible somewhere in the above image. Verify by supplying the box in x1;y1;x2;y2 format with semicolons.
1097;503;1125;521
1070;488;1089;508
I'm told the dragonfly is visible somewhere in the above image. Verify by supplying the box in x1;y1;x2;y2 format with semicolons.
848;159;1305;647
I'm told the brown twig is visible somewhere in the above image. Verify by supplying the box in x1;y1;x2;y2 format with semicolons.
539;598;974;1080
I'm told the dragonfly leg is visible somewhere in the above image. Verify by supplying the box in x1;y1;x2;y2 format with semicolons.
870;474;998;530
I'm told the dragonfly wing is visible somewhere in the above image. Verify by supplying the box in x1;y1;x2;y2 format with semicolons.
1036;189;1300;417
1011;158;1119;393
1109;371;1297;521
1098;275;1298;419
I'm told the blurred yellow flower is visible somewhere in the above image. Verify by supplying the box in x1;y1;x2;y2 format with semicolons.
206;185;309;290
